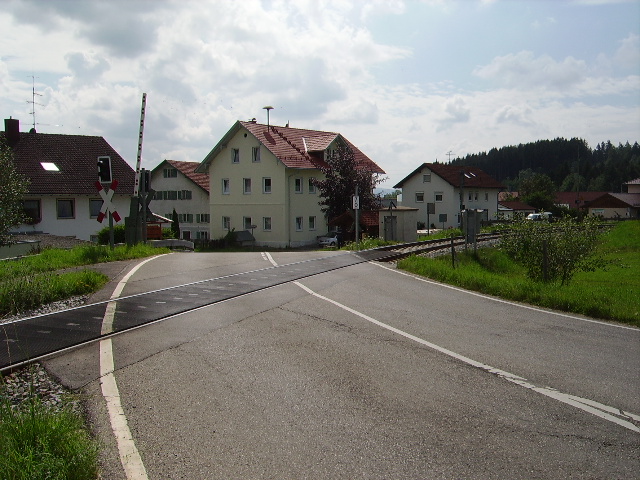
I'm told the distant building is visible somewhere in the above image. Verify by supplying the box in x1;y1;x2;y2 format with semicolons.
394;163;503;229
149;159;210;241
195;120;384;247
2;117;135;241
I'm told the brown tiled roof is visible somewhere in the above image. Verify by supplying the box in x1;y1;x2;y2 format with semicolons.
554;191;607;208
394;163;503;189
198;121;384;174
158;159;209;193
588;193;640;208
2;129;135;195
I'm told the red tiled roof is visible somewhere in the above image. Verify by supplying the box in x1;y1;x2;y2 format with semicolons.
242;121;384;173
198;121;384;174
2;129;135;195
394;163;503;189
161;159;209;192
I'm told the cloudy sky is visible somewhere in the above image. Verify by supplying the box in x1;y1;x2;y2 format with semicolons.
2;0;638;188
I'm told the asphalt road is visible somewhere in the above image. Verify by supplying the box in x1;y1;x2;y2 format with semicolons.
45;251;639;479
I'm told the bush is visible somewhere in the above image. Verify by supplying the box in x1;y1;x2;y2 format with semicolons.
500;216;606;285
96;224;126;245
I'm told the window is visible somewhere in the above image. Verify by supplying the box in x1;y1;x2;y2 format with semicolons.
178;190;192;200
57;199;75;219
468;192;472;201
474;191;478;201
435;192;443;202
163;168;178;178
222;216;231;230
182;230;191;240
222;178;230;194
163;191;178;200
294;177;303;193
243;217;253;230
196;231;209;240
263;177;272;194
22;199;41;223
485;192;489;201
308;216;316;231
308;178;317;194
263;217;272;231
231;148;240;163
196;214;210;223
415;192;424;202
295;216;303;231
89;199;102;218
243;178;252;194
154;191;163;200
252;146;261;162
178;213;193;223
423;173;431;182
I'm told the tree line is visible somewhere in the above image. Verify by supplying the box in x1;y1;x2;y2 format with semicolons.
449;138;640;193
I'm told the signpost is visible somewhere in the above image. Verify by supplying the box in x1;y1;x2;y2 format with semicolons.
353;186;360;248
95;179;121;249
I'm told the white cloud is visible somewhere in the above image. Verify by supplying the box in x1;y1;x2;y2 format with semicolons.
473;51;587;91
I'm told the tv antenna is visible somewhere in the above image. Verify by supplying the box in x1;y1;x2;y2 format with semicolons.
26;75;44;131
446;151;455;162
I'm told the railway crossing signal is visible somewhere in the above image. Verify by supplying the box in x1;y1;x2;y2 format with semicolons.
97;156;112;183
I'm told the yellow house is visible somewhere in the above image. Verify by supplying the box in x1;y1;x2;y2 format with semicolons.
195;120;384;247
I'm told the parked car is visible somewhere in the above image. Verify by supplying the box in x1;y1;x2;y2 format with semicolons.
317;231;341;247
526;212;552;221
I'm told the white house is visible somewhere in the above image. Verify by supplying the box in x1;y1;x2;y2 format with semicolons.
149;159;210;241
195;120;384;247
394;163;503;229
3;117;135;242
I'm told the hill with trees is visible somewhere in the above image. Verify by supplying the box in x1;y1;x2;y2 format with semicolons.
449;138;640;193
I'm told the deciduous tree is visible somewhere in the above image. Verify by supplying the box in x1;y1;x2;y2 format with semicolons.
312;144;383;221
0;137;29;245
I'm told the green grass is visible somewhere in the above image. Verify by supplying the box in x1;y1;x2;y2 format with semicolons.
0;382;99;480
398;221;640;327
0;243;169;317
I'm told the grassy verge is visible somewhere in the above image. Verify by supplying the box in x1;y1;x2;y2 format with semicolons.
398;221;639;327
0;380;99;479
0;243;169;317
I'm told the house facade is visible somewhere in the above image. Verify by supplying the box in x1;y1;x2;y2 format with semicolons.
149;160;210;241
195;120;384;247
586;193;640;219
3;117;135;242
394;163;503;229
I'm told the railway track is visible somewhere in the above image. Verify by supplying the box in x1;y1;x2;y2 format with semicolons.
359;232;502;262
1;234;502;371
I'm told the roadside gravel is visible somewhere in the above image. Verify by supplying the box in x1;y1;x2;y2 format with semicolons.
2;235;98;411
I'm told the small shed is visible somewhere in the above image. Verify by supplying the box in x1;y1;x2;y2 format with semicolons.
379;205;419;242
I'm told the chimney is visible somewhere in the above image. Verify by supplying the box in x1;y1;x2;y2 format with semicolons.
4;117;20;148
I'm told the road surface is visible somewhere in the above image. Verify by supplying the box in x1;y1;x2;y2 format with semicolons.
45;251;639;479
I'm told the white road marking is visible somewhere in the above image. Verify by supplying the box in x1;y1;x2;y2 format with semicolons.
263;252;638;432
100;254;166;480
372;261;639;331
292;280;640;433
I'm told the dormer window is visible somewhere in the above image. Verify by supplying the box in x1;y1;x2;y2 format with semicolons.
41;162;59;171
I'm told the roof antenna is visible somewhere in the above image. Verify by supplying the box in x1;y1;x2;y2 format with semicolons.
263;106;274;126
26;75;43;132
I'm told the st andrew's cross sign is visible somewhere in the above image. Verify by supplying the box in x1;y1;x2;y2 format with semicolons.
95;180;121;223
